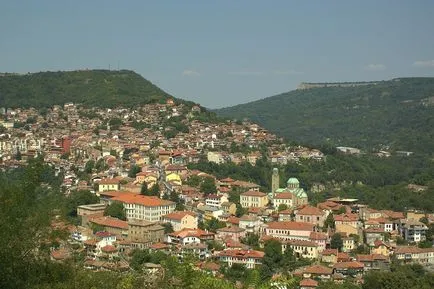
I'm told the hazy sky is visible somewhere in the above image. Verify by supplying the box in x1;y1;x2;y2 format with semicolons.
1;1;434;108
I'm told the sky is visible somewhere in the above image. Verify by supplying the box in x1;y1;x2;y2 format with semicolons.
1;1;434;108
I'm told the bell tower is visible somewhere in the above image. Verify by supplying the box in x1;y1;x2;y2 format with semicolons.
271;168;279;195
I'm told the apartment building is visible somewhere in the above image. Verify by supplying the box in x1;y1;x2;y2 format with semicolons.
111;193;175;222
240;191;268;208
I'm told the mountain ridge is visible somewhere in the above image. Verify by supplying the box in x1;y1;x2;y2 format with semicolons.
215;77;434;154
0;69;189;108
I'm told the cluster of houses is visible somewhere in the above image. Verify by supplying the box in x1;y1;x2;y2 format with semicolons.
47;161;433;288
0;101;323;174
1;102;432;287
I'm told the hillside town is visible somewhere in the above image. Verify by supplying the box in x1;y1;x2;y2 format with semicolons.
1;100;433;288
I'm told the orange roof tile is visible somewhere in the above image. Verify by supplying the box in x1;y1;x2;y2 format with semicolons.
333;261;364;269
299;278;318;287
163;211;197;221
218;249;264;259
266;221;314;231
297;206;324;216
89;216;128;230
241;190;267;197
304;265;333;275
112;193;175;207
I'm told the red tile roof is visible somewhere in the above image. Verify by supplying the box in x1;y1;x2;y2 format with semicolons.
169;228;214;239
218;249;264;259
266;221;314;231
309;231;328;240
334;213;358;222
300;278;318;287
274;193;294;199
241;190;267;197
163;211;197;221
297;206;324;216
112;193;174;207
89;216;128;230
333;261;364;269
101;245;117;253
304;265;333;275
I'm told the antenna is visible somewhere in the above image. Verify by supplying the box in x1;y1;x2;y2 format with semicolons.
109;64;111;71
117;61;120;71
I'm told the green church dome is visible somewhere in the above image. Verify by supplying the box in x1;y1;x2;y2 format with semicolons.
287;177;299;184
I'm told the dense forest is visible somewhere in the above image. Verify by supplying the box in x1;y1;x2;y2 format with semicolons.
0;70;184;108
216;78;434;154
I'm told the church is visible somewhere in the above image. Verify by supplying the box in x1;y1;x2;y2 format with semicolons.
270;168;308;209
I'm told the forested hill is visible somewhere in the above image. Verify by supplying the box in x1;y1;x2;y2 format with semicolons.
216;78;434;154
0;70;181;108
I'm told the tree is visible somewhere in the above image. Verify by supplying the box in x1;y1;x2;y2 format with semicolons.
104;201;126;220
163;222;174;234
281;245;297;272
278;203;288;212
200;177;217;195
128;165;141;178
323;213;335;231
186;175;201;187
261;239;283;280
331;233;343;251
84;160;95;174
241;233;260;248
65;190;99;218
201;218;226;233
140;182;149;195
150;184;160;196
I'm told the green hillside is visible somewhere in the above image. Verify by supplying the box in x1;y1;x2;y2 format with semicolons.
0;70;175;108
216;78;434;154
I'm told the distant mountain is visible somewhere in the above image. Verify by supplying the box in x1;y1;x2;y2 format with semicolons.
0;70;181;108
216;78;434;154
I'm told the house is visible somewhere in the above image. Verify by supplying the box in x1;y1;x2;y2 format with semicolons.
332;261;364;277
221;202;237;215
240;191;268;208
178;242;210;260
88;216;128;237
371;240;393;256
161;211;198;232
205;194;229;209
98;178;121;192
295;206;327;227
128;219;165;249
218;249;264;269
299;278;318;289
399;219;428;242
111;193;176;222
239;215;262;233
165;172;182;186
394;246;434;265
278;210;293;221
356;254;390;271
196;205;223;220
263;221;314;241
364;227;385;246
321;249;339;264
77;203;107;226
302;265;333;280
309;231;327;252
84;231;117;260
342;234;356;252
335;213;360;236
135;171;158;188
166;228;215;245
273;193;294;209
282;239;319;259
216;226;246;241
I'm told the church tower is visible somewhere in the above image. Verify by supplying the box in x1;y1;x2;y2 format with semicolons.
271;168;279;195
